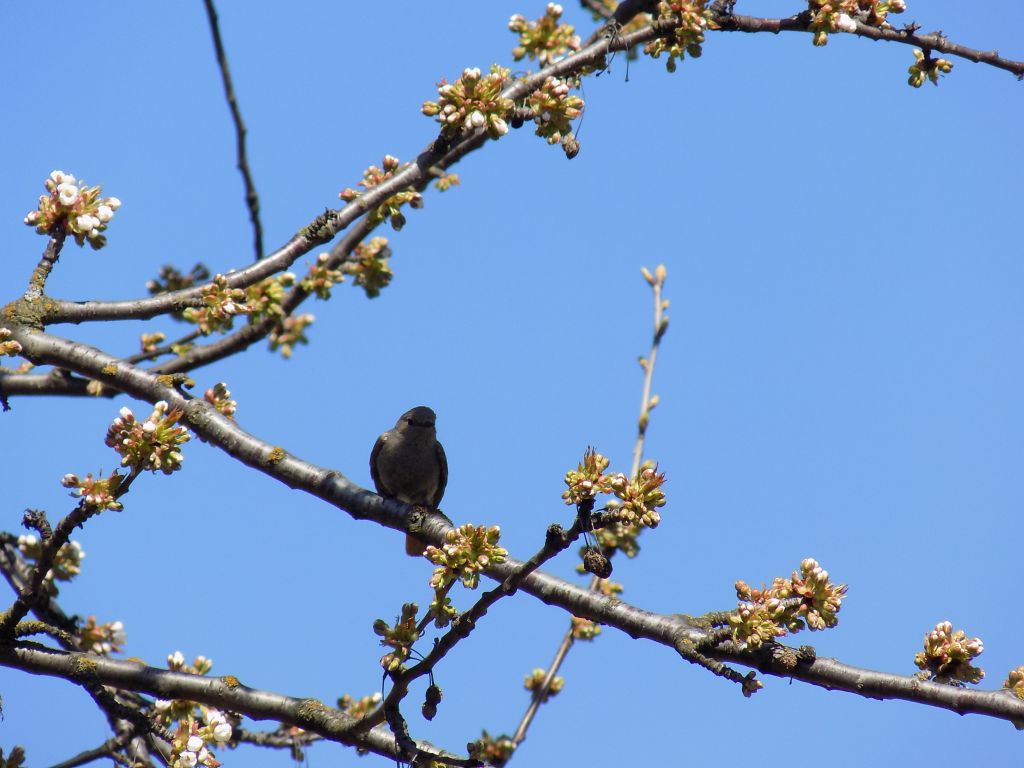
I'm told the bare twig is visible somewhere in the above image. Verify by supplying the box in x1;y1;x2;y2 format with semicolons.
47;730;136;768
203;0;264;261
511;266;669;749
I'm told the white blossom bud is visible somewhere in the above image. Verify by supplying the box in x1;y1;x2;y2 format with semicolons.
76;214;100;232
57;183;80;206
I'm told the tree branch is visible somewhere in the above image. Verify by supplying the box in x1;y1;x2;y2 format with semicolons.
202;0;264;261
0;643;471;766
717;11;1024;78
5;326;1023;727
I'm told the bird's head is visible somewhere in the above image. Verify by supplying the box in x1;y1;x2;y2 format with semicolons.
398;406;437;430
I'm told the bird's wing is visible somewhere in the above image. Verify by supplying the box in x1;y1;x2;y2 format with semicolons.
432;440;448;508
369;433;391;496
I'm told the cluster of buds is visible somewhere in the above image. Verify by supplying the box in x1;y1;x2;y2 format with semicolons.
182;274;253;335
729;559;848;648
169;709;233;768
268;312;314;359
526;76;584;152
524;668;564;702
23;171;120;249
429;586;457;630
246;272;295;323
562;447;611;508
729;599;789;649
0;328;22;357
1004;666;1024;700
105;401;190;475
345;237;393;298
204;382;236;418
563;449;668;530
339;155;422;231
857;0;906;26
61;470;125;512
152;655;227;733
155;653;218;724
148;264;211;296
914;621;984;685
301;253;346;299
373;603;420;672
908;48;953;87
17;534;86;582
790;557;846;630
422;66;514;141
79;616;127;655
570;615;601;640
426;523;508;590
139;332;167;355
644;1;713;72
338;692;383;717
605;463;667;528
467;731;516;767
808;1;905;46
169;651;212;675
433;172;460;192
509;4;580;65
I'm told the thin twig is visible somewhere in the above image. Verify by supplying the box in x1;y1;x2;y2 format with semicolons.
0;469;139;637
512;266;668;749
47;731;135;768
203;0;264;260
124;330;202;365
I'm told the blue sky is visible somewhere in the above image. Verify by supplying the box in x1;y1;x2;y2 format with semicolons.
1;2;1022;765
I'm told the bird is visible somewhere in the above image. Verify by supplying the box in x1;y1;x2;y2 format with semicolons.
370;406;449;556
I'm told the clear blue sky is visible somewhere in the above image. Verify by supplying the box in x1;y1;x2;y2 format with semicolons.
1;2;1022;765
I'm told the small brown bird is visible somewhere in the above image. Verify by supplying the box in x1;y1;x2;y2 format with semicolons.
370;406;448;556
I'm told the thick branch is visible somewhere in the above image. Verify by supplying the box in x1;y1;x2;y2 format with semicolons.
0;368;94;398
5;326;1024;726
0;643;469;765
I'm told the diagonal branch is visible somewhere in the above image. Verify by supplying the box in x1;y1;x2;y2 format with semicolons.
5;326;1024;727
24;10;1023;331
359;519;584;745
0;643;473;766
